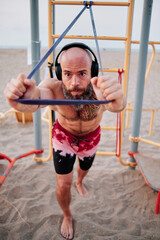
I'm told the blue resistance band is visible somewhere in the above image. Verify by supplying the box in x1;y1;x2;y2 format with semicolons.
89;2;104;76
15;99;112;105
27;3;88;79
16;2;111;106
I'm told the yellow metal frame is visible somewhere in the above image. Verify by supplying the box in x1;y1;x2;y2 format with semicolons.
37;0;160;166
131;41;160;84
125;42;160;158
0;109;33;125
32;1;160;166
126;104;160;137
51;1;130;6
35;0;135;165
125;41;160;137
40;0;135;166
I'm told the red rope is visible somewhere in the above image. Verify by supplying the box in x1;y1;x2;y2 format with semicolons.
115;69;123;157
155;191;160;214
15;149;44;160
0;153;12;162
128;151;136;158
116;112;121;157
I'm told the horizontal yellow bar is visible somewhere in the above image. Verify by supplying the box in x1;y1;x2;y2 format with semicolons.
96;151;116;156
51;35;160;46
126;107;160;112
131;40;160;45
139;138;160;148
51;1;129;6
142;108;160;112
101;126;119;130
51;66;124;73
52;34;127;41
103;68;125;73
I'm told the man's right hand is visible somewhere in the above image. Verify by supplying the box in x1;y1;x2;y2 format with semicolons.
4;73;38;110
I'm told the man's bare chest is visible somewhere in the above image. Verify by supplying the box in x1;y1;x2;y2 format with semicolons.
56;104;100;121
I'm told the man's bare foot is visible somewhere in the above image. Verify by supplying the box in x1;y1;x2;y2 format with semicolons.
76;182;88;197
61;216;73;239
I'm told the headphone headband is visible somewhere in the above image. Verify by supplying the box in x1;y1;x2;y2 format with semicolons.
55;42;99;80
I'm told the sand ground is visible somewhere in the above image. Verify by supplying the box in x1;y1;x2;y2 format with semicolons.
0;48;160;240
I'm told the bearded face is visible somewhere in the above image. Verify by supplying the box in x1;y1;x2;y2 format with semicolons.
62;83;93;111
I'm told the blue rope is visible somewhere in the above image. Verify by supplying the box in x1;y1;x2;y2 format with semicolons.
15;99;112;105
89;2;104;76
27;4;87;79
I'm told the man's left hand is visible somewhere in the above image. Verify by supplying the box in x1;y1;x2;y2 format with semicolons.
91;75;126;112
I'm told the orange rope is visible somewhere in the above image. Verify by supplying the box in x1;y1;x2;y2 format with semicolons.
0;153;12;163
0;149;44;188
14;149;44;160
155;191;160;214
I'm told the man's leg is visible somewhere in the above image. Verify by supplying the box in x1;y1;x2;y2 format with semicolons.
76;165;89;197
76;154;96;197
56;172;74;239
53;149;76;239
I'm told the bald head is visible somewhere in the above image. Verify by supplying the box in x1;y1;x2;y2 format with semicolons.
60;47;92;71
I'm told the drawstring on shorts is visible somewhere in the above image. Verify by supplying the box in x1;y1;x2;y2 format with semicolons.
70;138;90;147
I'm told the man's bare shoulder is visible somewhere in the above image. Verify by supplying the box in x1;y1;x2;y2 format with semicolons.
39;77;62;89
38;77;63;101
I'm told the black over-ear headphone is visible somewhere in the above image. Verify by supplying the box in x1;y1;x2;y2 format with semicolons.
55;42;99;80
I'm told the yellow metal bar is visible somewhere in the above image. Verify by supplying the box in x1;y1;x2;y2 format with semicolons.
0;109;17;120
51;1;130;6
125;102;133;129
149;109;155;136
123;0;134;97
142;107;160;112
51;65;124;73
96;152;117;156
138;137;160;148
51;37;160;45
145;43;155;84
118;156;137;167
120;0;134;164
34;109;53;162
52;34;127;41
131;40;160;45
131;42;157;84
48;0;53;64
104;68;125;73
125;106;160;113
101;126;118;130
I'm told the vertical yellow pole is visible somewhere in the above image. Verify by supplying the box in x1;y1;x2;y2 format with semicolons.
119;0;134;164
48;0;54;161
125;102;133;129
123;0;134;96
145;43;155;84
48;0;53;64
149;109;155;136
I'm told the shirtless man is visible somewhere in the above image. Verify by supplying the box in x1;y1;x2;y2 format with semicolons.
4;43;126;239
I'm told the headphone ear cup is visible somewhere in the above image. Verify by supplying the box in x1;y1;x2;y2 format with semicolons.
91;61;99;77
55;63;62;80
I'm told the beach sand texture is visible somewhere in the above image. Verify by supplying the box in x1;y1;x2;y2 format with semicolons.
0;49;160;240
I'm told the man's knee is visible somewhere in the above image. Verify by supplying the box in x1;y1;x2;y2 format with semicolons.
79;154;96;171
57;176;73;194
